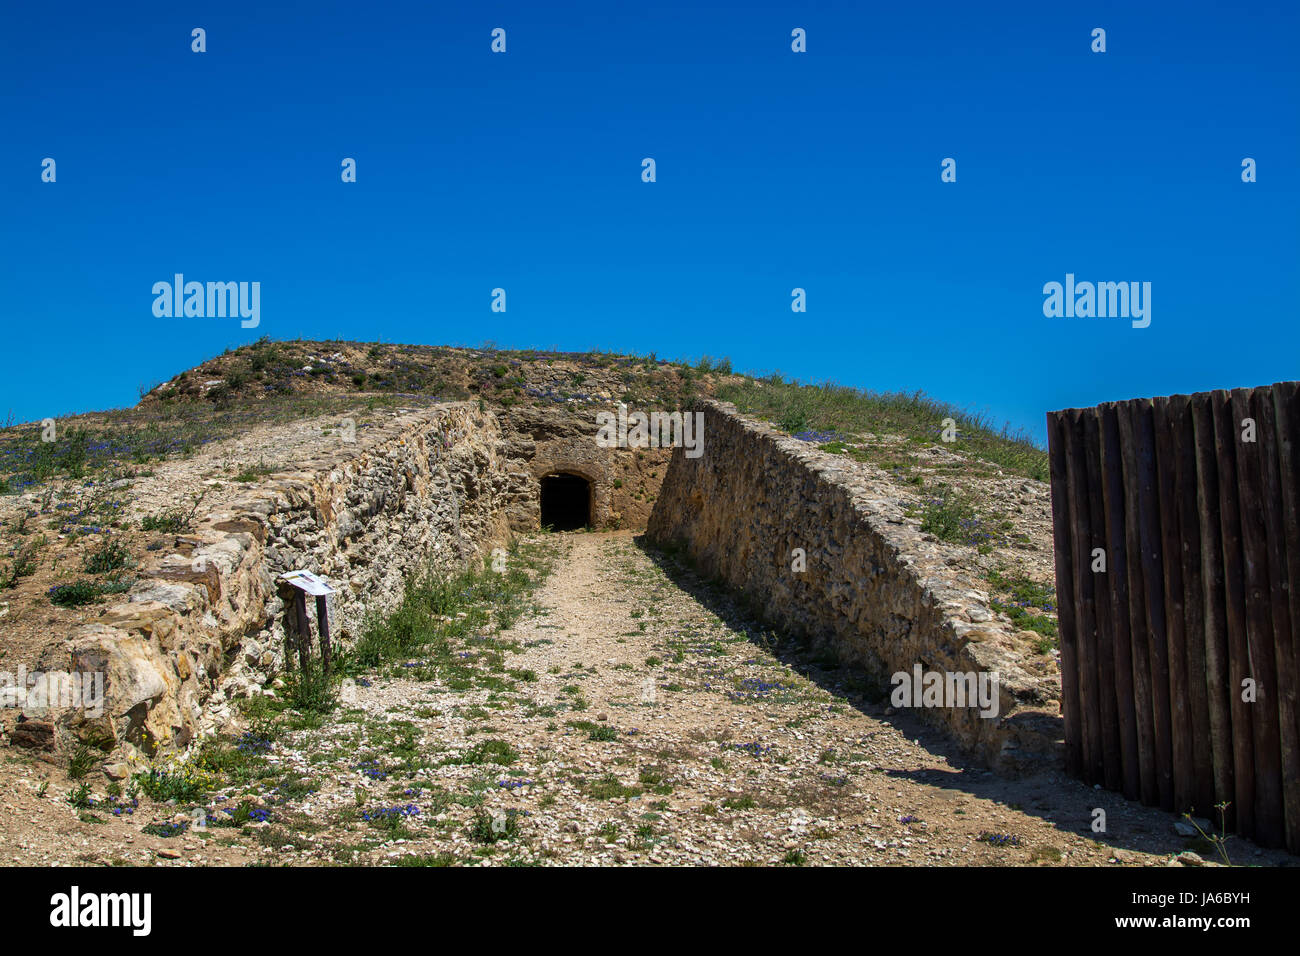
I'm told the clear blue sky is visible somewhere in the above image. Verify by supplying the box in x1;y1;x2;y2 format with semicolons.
2;0;1297;443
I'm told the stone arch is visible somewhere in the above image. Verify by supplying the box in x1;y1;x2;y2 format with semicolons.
529;454;609;528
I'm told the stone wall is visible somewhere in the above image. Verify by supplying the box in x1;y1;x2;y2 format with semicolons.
646;400;1061;774
54;403;512;769
498;406;672;530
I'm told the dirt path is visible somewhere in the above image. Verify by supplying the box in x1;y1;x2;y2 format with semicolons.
5;531;1290;866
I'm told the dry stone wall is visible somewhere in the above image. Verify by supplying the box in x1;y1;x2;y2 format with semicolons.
647;400;1061;774
498;406;672;530
53;403;512;770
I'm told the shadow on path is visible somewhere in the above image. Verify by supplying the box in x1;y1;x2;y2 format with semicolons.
630;533;1282;865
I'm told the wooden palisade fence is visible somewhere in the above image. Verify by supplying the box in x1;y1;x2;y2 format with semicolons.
1047;381;1300;853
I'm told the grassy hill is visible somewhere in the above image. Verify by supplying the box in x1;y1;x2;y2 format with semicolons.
0;339;1047;493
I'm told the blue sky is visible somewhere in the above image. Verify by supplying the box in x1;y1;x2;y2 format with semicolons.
2;0;1296;442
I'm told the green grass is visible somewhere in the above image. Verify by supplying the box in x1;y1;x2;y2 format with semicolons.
445;739;519;767
48;578;132;607
233;460;274;482
0;390;423;491
918;491;991;546
207;800;261;829
470;808;523;843
133;764;216;803
82;539;131;575
637;767;673;794
597;822;620;842
987;567;1055;606
0;541;40;589
717;378;1048;481
140;493;208;534
282;658;339;715
394;851;459;866
67;745;99;780
580;774;643;801
194;735;281;787
566;720;619;742
142;822;190;839
987;567;1059;650
344;540;551;673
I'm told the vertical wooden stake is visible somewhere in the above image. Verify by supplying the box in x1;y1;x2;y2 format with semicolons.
293;589;312;673
316;594;332;677
1047;411;1082;777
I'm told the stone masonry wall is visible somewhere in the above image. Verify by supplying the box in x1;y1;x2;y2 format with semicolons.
498;406;672;531
646;400;1061;774
54;403;512;771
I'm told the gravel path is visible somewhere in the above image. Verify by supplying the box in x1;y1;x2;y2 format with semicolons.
5;531;1291;867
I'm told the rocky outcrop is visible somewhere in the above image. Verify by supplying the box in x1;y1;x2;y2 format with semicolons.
49;403;513;765
646;400;1061;774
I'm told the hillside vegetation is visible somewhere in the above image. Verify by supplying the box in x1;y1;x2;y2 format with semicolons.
1;339;1046;493
716;378;1047;482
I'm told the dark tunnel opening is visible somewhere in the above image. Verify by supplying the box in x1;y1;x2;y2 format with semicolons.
540;473;591;531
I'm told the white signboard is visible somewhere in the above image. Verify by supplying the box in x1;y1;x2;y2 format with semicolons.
280;569;336;597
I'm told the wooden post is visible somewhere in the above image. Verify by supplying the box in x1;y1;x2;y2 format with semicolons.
278;584;294;675
315;594;332;677
1269;382;1300;852
1048;410;1082;777
1232;387;1285;846
1117;401;1159;806
1213;389;1256;838
1193;392;1236;826
1100;402;1141;800
1135;399;1175;810
1257;384;1300;852
1064;409;1103;783
1171;394;1216;819
293;588;312;673
1084;407;1121;790
1153;396;1195;815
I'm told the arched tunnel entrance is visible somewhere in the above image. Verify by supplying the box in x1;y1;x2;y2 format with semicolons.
540;472;592;531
